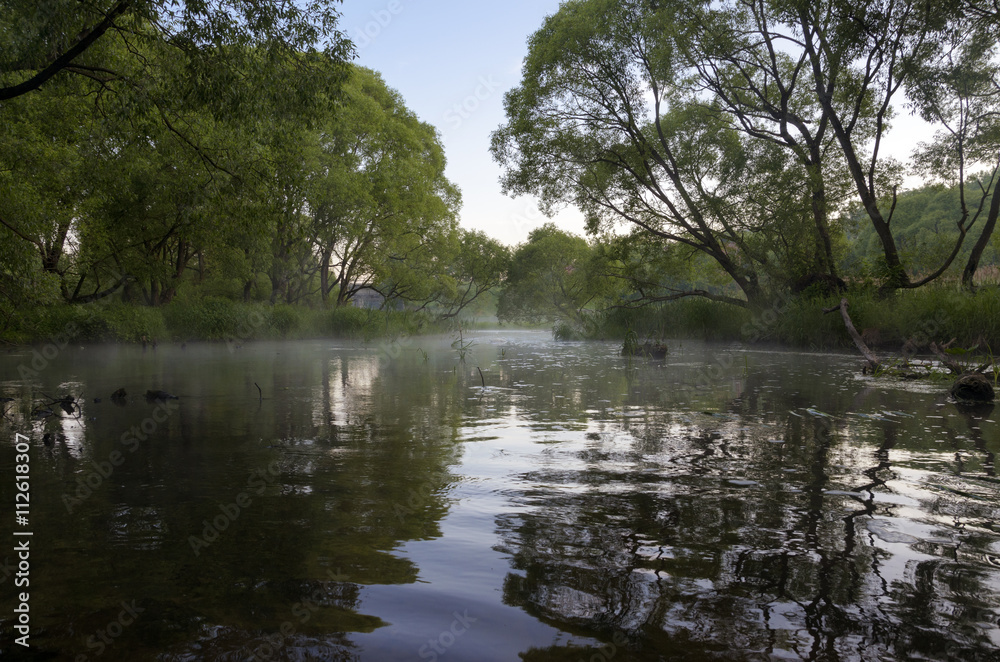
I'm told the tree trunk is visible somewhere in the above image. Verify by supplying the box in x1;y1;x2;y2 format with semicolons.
269;273;285;305
319;248;333;304
806;153;838;280
824;298;880;371
962;176;1000;290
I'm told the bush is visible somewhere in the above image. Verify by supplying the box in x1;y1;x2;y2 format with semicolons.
268;305;303;337
582;285;1000;350
102;304;167;342
325;306;371;337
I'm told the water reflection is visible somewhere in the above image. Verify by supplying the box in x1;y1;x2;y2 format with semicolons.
0;341;465;660
492;343;1000;661
0;333;997;660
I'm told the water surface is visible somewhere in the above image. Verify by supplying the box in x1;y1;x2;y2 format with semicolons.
1;331;998;660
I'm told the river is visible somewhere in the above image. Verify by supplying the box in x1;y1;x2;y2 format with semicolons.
1;330;998;660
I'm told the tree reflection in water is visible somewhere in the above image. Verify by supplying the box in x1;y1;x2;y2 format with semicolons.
495;376;1000;661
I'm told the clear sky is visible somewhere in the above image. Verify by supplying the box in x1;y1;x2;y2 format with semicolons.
336;0;585;246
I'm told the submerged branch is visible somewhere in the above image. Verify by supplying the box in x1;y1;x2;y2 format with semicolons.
823;298;880;371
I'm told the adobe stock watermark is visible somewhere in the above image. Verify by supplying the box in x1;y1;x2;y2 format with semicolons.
379;333;416;362
246;566;351;661
443;75;503;133
418;610;478;661
577;631;630;662
393;473;448;522
690;292;794;391
508;200;549;239
187;461;283;556
225;308;268;353
63;398;180;514
74;600;144;661
900;310;950;363
16;304;100;381
351;0;407;51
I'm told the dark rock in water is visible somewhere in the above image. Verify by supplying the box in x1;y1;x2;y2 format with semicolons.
56;395;76;415
950;373;995;402
145;390;179;401
111;388;127;406
622;341;668;359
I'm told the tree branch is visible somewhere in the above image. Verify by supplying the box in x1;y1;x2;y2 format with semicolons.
0;1;133;101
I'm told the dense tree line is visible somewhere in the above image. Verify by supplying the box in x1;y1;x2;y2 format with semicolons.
0;1;508;328
492;0;1000;310
4;0;999;337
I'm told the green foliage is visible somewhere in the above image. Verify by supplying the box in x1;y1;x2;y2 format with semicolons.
580;285;1000;351
843;183;999;278
5;0;1000;346
498;224;607;326
324;306;371;337
268;305;302;337
163;297;252;340
306;66;461;309
0;0;354;108
588;298;750;341
493;0;1000;300
100;304;168;342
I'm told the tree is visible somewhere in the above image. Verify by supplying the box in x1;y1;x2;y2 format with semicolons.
905;10;1000;289
307;67;461;308
491;0;835;309
688;0;853;283
0;73;91;299
0;3;355;309
393;229;511;320
776;0;999;289
498;224;604;326
0;0;353;107
593;229;735;308
432;230;511;320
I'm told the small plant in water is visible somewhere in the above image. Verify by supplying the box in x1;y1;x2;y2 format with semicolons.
451;323;475;363
987;345;1000;385
622;329;639;356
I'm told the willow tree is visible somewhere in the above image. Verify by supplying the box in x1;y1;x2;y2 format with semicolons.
307;67;462;308
685;0;857;287
904;5;1000;290
0;0;352;106
491;0;842;308
498;224;607;325
0;2;354;307
766;0;1000;289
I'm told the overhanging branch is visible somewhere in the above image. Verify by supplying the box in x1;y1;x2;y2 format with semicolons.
0;1;133;100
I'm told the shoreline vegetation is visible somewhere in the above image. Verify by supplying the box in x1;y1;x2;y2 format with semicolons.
563;286;1000;362
5;285;998;355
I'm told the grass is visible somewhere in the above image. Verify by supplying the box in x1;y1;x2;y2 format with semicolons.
8;285;997;352
3;298;439;345
583;285;1000;350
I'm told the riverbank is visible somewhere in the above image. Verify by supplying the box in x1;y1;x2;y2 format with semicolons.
6;287;999;352
1;297;438;345
578;286;1000;352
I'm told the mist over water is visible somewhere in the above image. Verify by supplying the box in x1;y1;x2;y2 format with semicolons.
1;331;998;660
